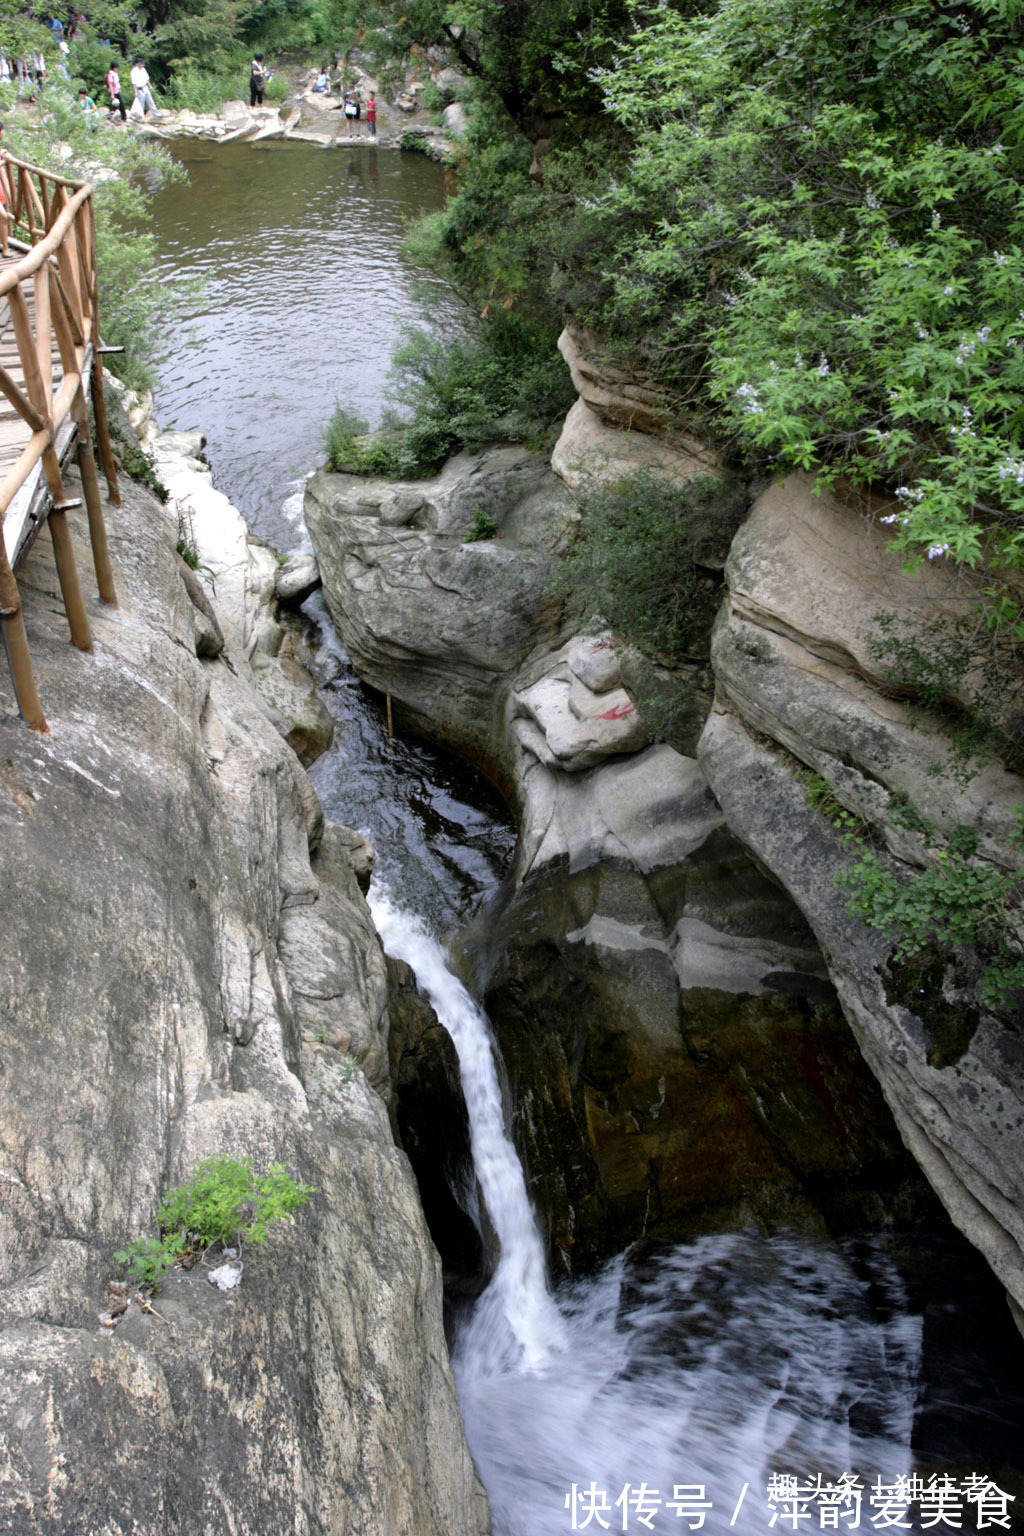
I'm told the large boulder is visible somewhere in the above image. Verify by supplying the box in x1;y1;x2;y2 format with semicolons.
0;466;488;1533
478;742;926;1272
699;471;1024;1324
305;447;573;773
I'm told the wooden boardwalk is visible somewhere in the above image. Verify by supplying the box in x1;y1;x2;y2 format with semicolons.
0;153;120;731
0;243;77;573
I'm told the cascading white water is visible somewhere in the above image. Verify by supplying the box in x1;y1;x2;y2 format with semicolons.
370;888;566;1371
369;885;924;1536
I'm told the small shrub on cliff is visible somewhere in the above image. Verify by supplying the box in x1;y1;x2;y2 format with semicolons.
837;845;1024;1011
115;1156;314;1293
564;468;748;666
159;1155;314;1250
324;401;372;472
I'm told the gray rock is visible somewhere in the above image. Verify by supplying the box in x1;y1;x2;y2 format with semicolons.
698;471;1024;1321
568;633;621;693
443;101;468;137
0;474;488;1533
275;552;321;606
305;448;573;769
380;489;425;527
482;743;922;1271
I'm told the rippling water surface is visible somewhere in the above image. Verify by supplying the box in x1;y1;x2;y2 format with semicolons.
149;137;456;550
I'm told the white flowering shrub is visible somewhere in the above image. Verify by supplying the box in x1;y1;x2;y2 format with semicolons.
568;0;1024;627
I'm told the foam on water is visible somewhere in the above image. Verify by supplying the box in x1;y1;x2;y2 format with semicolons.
370;884;923;1536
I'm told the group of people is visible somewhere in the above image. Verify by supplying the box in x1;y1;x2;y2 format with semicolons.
308;64;377;137
92;59;160;121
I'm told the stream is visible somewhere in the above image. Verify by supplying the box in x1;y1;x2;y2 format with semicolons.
149;137;1024;1536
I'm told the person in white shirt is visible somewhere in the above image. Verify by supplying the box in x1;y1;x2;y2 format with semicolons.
129;57;161;118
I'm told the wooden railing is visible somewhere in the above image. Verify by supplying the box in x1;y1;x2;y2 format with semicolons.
0;152;120;732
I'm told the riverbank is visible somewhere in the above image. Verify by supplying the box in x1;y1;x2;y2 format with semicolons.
129;62;454;154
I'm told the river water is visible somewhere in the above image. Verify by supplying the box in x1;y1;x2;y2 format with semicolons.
147;137;1024;1536
149;136;456;552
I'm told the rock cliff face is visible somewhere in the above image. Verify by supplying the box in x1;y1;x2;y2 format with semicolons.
698;473;1024;1322
0;457;488;1532
305;445;926;1274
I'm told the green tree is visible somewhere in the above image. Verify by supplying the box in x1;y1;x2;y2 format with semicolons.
553;0;1024;605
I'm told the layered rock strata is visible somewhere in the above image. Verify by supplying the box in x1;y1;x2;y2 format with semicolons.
0;456;488;1532
698;472;1024;1320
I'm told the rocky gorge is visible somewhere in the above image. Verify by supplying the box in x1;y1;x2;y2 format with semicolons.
0;317;1021;1531
305;327;1024;1321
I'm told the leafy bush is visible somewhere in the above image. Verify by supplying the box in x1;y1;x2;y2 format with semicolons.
553;0;1024;613
114;1233;181;1293
68;38;121;99
323;400;371;471
563;468;748;665
464;508;497;542
158;1155;314;1249
837;845;1024;1011
115;1156;314;1294
324;324;574;480
166;63;241;113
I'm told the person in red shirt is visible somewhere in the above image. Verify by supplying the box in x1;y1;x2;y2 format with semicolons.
366;91;377;138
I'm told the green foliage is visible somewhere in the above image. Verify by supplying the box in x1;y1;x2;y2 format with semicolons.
326;323;574;480
323;400;370;471
165;61;240;112
114;1232;181;1293
68;38;121;99
264;70;289;102
870;610;1024;782
400;129;434;155
554;0;1024;603
176;535;199;569
114;1157;313;1294
563;468;747;665
464;507;496;541
419;79;445;113
837;845;1024;1010
799;770;870;841
157;1155;314;1251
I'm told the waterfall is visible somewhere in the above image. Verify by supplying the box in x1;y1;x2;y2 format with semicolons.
369;883;925;1536
370;887;566;1372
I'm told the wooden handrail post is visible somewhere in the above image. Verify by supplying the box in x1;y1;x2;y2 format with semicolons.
90;349;120;507
72;384;116;606
0;542;46;729
46;497;92;652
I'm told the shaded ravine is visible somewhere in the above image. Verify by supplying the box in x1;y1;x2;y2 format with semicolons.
146;138;1024;1536
300;609;1024;1536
